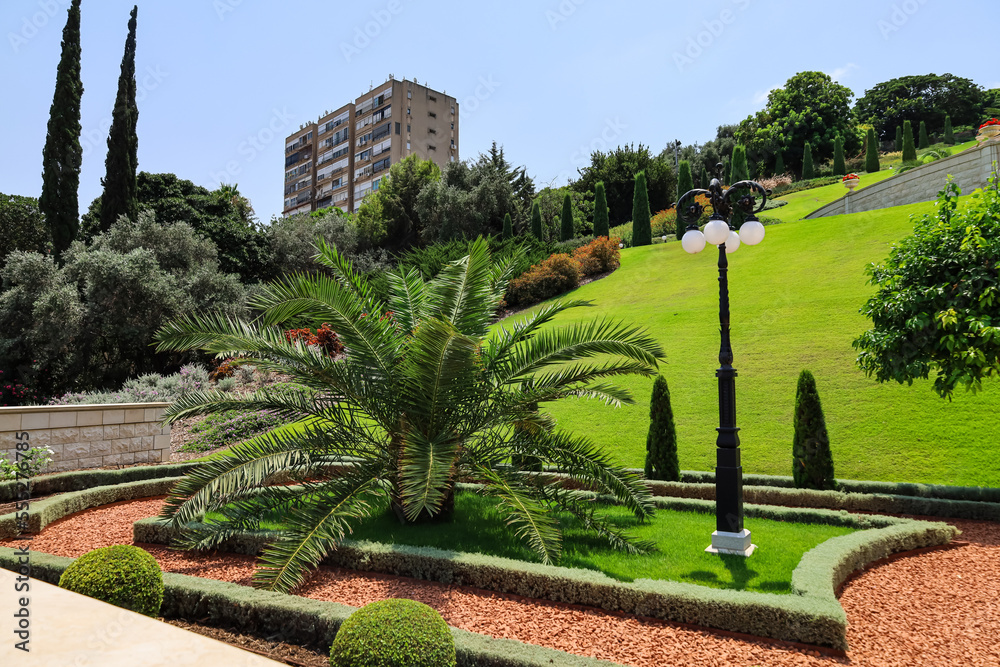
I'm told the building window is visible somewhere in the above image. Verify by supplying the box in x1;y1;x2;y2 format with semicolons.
428;144;436;151
451;122;454;130
429;94;436;102
407;141;411;150
395;122;401;135
407;91;412;99
451;105;455;114
406;107;410;115
428;111;436;118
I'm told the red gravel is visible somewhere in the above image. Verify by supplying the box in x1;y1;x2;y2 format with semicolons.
7;498;1000;667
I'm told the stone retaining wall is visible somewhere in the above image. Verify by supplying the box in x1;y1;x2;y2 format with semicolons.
805;141;1000;218
0;403;171;473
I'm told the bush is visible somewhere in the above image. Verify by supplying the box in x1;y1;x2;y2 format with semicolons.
864;128;881;173
801;142;814;180
58;545;164;617
769;176;840;197
631;172;652;246
644;376;679;482
792;370;836;491
330;598;456;667
0;446;54;480
267;208;360;277
593;182;609;239
506;253;581;306
902;120;917;162
918;120;930;149
49;364;215;405
180;409;284;453
572;236;620;275
0;193;50;272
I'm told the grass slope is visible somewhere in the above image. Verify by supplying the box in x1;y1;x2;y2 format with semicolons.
514;199;998;487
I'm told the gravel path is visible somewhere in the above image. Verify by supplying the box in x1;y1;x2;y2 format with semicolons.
7;497;999;667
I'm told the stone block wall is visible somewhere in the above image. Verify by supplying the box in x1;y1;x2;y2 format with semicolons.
0;403;171;473
805;142;1000;219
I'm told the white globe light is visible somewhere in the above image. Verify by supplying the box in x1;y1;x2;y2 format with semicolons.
681;229;706;254
739;218;765;246
704;218;731;245
725;230;741;254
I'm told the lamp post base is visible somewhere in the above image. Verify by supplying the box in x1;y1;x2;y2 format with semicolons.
705;529;756;557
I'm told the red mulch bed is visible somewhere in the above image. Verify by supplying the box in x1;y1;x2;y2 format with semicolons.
5;497;999;667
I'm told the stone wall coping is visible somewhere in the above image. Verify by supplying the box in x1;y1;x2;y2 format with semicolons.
0;402;171;415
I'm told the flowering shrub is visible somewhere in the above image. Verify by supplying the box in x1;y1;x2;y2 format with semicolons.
979;118;1000;129
180;409;285;453
506;253;582;306
573;236;621;275
284;323;345;357
843;173;860;182
755;173;794;191
0;446;54;480
0;369;43;407
209;359;237;381
650;210;676;237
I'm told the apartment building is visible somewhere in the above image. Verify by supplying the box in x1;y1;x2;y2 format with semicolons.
283;77;459;217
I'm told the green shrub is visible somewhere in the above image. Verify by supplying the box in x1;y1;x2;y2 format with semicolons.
944;115;955;145
530;201;542;240
631;172;652;246
609;223;631;248
330;598;456;667
801;142;814;180
792;370;836;491
864;128;880;173
832;136;846;176
895;125;903;152
769;176;840;197
592;182;609;239
58;545;163;617
644;376;679;482
559;193;574;242
502;213;512;240
773;151;785;177
918;120;930;149
180;409;284;453
902;120;917;162
675;161;693;240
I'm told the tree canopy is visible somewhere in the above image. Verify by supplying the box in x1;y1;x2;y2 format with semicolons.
573;144;674;227
854;179;1000;398
854;73;985;141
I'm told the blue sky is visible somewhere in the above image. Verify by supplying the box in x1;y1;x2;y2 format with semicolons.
1;0;996;222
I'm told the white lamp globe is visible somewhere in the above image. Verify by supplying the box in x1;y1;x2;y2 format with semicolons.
703;218;731;245
681;229;707;254
739;218;766;246
725;230;741;254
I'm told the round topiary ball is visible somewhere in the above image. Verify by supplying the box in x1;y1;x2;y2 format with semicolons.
58;545;164;617
330;598;456;667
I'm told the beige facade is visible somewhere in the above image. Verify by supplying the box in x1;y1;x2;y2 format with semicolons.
283;78;459;217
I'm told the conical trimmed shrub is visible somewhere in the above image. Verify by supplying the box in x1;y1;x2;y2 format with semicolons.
865;128;880;173
895;125;903;152
944;115;955;145
700;165;710;190
559;192;574;242
832;136;846;176
530;201;542;240
902;120;917;162
801;142;814;180
593;182;609;238
502;212;512;240
675;161;693;241
774;151;785;176
644;376;679;482
918;120;929;149
631;171;651;246
792;370;836;491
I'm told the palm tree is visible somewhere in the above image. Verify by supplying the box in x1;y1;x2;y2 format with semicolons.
154;238;663;593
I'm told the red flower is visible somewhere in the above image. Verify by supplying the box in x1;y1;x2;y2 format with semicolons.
843;173;860;182
980;118;1000;129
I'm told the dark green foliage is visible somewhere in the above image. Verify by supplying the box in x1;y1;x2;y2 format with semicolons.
675;162;693;241
58;545;163;617
355;154;441;251
39;0;83;260
918;120;929;149
631;171;652;246
530;201;542;240
792;371;836;491
943;115;955;144
559;193;574;241
592;182;609;238
854;73;985;141
330;599;456;667
502;213;513;240
895;125;903;152
728;146;750;226
901;120;917;162
0;194;51;270
801;142;814;180
531;187;593;244
832;136;846;176
864;128;880;173
700;165;710;190
572;144;675;227
99;6;140;233
268;208;361;277
774;151;785;176
644;376;679;482
854;180;1000;398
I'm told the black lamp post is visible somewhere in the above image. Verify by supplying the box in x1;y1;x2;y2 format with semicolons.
676;163;768;556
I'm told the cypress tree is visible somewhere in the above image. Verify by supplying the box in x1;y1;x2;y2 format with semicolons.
645;376;679;482
99;6;140;232
943;115;955;145
774;151;785;176
559;192;574;242
700;165;710;190
502;212;512;240
895;125;903;152
631;171;652;246
832;135;846;176
792;370;836;491
918;120;929;149
593;181;609;238
39;0;84;260
530;201;542;240
902;120;917;162
801;142;814;180
865;128;881;173
730;145;748;183
675;161;693;241
725;158;733;185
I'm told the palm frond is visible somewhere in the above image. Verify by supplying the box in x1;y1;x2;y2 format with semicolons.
537;483;656;556
311;236;376;304
424;237;497;337
397;429;459;521
473;464;563;564
482;299;593;372
386;265;427;335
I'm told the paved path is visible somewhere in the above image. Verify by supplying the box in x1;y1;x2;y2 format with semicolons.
0;567;284;667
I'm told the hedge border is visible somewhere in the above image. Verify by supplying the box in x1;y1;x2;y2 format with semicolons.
0;463;198;503
0;549;619;667
0;477;182;539
134;494;958;650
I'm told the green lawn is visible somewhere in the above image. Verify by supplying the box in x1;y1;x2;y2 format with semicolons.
769;170;895;222
238;492;854;593
509;198;999;487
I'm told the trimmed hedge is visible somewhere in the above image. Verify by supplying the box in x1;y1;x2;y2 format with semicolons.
331;599;456;667
0;462;198;502
134;492;957;650
0;548;618;667
0;477;181;539
59;545;164;617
